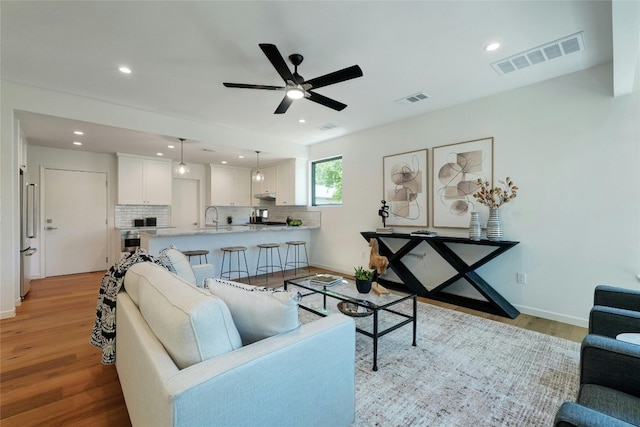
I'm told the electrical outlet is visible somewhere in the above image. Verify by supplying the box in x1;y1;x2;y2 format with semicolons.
517;272;527;284
361;251;366;260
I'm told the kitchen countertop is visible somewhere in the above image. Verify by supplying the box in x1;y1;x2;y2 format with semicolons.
140;224;318;237
116;226;176;231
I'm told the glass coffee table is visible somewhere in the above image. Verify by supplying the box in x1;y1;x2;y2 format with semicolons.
285;274;417;371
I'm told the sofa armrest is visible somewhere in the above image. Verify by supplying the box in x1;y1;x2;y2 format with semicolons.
166;314;355;427
580;334;640;397
589;306;640;338
554;402;637;427
594;285;640;312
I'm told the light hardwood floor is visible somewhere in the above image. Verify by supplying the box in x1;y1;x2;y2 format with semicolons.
1;268;587;426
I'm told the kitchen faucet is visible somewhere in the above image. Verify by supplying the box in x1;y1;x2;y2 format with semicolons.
205;206;219;229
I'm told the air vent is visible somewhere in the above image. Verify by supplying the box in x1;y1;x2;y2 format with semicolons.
395;91;430;105
491;32;585;76
317;123;338;131
201;148;216;153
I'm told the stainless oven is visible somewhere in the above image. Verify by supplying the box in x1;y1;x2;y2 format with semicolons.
121;230;141;252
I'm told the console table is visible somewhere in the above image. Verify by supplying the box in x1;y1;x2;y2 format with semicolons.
361;232;520;318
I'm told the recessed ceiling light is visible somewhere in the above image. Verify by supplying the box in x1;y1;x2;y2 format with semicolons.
73;141;82;146
156;152;163;156
238;155;244;159
118;66;132;74
221;160;227;164
485;42;501;52
167;145;175;149
298;119;306;123
73;131;84;135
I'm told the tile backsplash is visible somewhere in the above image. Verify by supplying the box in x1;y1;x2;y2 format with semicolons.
115;205;170;228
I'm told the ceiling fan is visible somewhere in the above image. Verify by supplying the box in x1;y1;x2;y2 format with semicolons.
223;43;363;114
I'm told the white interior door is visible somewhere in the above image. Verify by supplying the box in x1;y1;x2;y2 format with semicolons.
44;169;108;276
172;178;199;228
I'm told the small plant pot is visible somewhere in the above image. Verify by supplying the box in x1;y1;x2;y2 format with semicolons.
355;279;372;293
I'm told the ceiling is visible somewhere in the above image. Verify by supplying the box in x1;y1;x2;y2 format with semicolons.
1;1;633;168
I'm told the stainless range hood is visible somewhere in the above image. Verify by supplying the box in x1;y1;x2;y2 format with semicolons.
254;193;276;201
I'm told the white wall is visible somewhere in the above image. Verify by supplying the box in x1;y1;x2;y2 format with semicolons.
309;63;640;327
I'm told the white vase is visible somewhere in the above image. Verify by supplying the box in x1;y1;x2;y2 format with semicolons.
486;208;503;241
469;211;481;241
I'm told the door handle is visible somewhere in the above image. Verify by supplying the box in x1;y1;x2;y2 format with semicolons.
45;226;58;231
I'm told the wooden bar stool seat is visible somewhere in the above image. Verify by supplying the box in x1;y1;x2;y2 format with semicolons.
220;246;251;284
284;241;310;276
182;249;209;264
255;243;284;281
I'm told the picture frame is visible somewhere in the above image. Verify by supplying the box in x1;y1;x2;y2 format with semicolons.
382;149;428;227
432;137;493;228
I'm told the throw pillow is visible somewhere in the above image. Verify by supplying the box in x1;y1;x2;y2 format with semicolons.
205;278;301;345
159;245;197;286
135;262;242;369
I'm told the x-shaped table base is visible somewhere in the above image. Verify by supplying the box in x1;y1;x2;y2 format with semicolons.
361;232;520;319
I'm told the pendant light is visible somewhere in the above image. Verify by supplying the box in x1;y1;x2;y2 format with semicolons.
253;151;264;182
174;138;190;176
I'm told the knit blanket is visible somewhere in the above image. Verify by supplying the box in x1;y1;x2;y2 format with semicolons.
90;249;172;365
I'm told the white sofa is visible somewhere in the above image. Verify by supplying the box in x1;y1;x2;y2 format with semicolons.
116;262;356;427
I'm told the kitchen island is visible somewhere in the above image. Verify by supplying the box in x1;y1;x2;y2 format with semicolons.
140;224;318;279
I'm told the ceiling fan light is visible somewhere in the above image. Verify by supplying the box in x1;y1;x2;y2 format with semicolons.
286;88;304;99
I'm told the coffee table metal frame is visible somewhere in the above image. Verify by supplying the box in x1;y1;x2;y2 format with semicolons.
285;275;417;371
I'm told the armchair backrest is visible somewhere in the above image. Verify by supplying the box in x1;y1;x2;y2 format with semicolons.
594;285;640;312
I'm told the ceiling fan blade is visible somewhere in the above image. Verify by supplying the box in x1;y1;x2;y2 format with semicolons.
305;65;363;90
223;82;284;90
274;96;295;114
307;91;347;111
259;43;296;84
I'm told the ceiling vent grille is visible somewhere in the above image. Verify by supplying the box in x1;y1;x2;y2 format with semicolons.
317;123;338;131
395;91;430;105
491;32;585;75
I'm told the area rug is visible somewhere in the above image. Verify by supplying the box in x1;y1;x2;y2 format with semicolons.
301;299;580;426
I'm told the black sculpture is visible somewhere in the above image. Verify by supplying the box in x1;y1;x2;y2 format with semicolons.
378;200;389;228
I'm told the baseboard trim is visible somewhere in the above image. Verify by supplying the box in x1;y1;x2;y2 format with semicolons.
1;307;16;319
513;304;588;328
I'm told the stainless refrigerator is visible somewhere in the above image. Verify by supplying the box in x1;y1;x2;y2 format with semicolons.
20;169;38;300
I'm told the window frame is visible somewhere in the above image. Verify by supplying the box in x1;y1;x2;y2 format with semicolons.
311;155;343;207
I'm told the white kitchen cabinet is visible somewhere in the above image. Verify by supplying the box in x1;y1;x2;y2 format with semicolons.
117;154;172;205
210;165;251;206
276;159;307;206
251;165;276;196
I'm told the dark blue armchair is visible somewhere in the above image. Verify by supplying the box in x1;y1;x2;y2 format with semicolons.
554;285;640;426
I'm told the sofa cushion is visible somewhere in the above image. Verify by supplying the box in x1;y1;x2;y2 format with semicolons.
129;263;242;369
159;246;197;286
205;278;301;345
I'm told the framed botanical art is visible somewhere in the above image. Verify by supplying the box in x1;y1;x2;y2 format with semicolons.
382;149;428;227
432;137;493;228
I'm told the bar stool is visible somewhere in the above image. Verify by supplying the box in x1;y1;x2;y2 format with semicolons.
255;243;284;281
220;246;251;284
284;241;310;276
182;249;209;264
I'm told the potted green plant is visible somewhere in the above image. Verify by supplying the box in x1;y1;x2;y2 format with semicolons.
354;266;374;293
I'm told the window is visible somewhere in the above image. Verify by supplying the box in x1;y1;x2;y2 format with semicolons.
311;156;342;206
